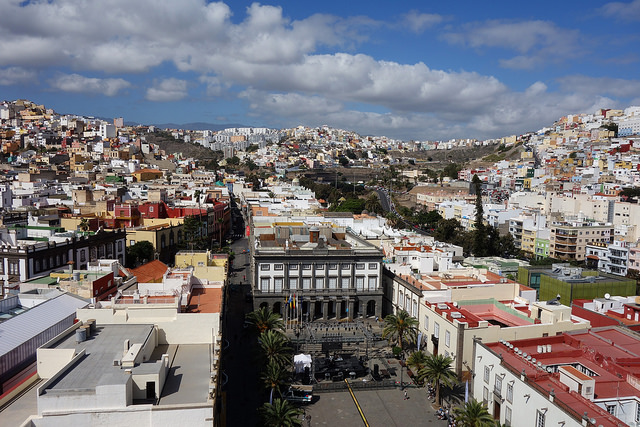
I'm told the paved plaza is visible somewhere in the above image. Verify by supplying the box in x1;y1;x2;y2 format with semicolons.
303;386;448;427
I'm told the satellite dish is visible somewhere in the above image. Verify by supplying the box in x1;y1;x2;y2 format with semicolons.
604;293;611;300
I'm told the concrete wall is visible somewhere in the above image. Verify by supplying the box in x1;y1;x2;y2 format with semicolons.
25;404;214;427
76;308;220;345
36;348;76;379
38;380;131;415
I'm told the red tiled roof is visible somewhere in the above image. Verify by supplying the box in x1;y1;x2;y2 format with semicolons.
130;260;168;283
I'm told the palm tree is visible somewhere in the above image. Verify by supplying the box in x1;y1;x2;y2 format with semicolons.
406;350;428;378
259;398;303;427
79;217;90;232
417;354;457;406
259;330;292;367
453;399;494;427
382;310;418;352
246;307;285;334
261;361;291;403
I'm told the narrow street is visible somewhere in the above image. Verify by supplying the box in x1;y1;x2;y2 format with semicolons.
220;204;262;426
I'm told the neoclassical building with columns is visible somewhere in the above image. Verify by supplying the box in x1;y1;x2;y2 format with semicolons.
250;224;383;321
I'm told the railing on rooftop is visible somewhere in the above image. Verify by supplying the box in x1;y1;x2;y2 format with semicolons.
458;299;534;324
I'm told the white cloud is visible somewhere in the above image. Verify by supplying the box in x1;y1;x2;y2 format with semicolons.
146;78;188;102
0;67;37;85
403;11;443;33
557;75;640;99
48;73;130;96
198;75;229;97
600;0;640;21
443;20;583;69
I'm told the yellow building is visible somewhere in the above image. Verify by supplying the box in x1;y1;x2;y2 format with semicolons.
132;168;163;182
126;223;183;264
174;250;228;283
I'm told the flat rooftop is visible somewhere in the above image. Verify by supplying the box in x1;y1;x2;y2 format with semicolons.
44;324;154;394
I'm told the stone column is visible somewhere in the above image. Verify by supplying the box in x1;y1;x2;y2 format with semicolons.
348;300;355;321
322;301;329;320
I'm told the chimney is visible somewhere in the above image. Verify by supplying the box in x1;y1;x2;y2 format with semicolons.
309;226;319;243
124;339;130;353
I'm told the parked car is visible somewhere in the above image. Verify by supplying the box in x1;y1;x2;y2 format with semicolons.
283;385;313;404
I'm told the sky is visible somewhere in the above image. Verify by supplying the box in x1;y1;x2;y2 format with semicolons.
1;0;640;141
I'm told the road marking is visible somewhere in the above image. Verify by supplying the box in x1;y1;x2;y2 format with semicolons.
344;379;370;427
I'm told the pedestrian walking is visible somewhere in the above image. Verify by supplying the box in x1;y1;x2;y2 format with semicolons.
403;390;408;400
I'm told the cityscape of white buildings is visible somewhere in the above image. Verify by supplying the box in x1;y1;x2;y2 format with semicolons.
2;99;640;426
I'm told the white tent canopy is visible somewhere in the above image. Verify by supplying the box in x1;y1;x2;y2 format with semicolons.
293;353;312;373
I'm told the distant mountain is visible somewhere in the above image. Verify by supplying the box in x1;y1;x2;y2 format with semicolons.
124;121;256;131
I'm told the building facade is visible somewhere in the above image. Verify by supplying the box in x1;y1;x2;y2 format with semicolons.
251;225;383;320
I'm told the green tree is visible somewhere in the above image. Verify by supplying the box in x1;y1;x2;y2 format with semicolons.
417;354;457;406
382;310;419;352
406;350;428;377
364;193;383;215
259;330;292;367
125;241;154;268
259;398;303;427
453;399;494;427
227;155;240;165
246;307;285;334
472;175;487;257
261;361;291;403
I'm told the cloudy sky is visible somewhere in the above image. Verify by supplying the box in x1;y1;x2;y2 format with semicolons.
1;0;639;140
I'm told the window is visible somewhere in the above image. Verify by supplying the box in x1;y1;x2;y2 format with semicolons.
398;292;404;307
328;263;337;270
149;206;154;212
505;406;512;426
636;403;640;423
315;264;324;270
434;322;440;339
356;263;365;270
368;263;377;270
341;277;350;289
289;278;298;289
535;410;545;427
445;330;451;347
302;263;311;270
328;277;337;289
261;264;270;271
484;366;490;383
606;405;616;416
274;264;283;271
302;278;311;289
341;263;350;270
315;278;324;289
260;278;269;291
289;264;298;270
494;376;502;396
355;276;365;291
368;277;377;290
506;382;513;403
130;240;135;245
8;260;19;275
197;261;205;267
424;315;429;331
274;278;283;292
483;386;489;406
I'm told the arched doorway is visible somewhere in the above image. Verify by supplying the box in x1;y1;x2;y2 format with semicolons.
366;300;376;317
273;302;282;316
259;302;269;310
302;301;310;322
353;300;360;318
